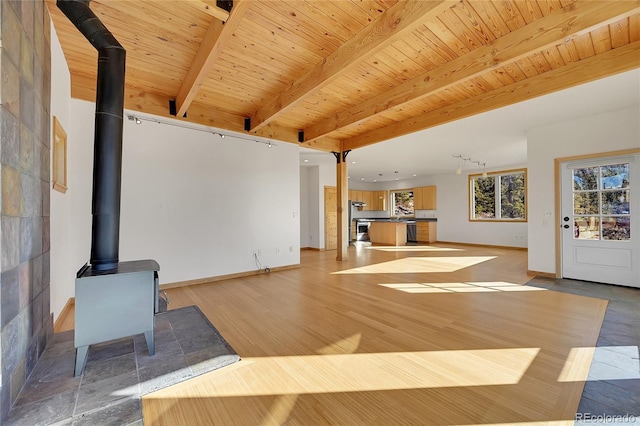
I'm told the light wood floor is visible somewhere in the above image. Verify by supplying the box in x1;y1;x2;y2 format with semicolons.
136;243;607;425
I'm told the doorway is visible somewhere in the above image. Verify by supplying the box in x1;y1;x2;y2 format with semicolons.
560;152;639;287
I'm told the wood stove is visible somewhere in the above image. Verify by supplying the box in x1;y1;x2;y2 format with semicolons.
74;260;160;376
57;0;162;376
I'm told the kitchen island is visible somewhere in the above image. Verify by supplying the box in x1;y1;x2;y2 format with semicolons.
368;221;407;246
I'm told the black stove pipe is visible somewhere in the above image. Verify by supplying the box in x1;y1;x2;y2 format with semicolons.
57;0;126;271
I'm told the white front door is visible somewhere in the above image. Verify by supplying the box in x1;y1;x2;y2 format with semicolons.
561;153;639;288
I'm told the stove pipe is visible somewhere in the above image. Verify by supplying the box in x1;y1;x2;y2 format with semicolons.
57;0;126;271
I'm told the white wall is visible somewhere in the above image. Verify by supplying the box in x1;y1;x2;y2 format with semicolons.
301;162;335;249
527;106;640;274
49;22;74;321
49;94;301;319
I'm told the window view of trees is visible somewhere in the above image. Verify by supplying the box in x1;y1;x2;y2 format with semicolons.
471;170;526;221
573;163;630;241
474;177;495;218
392;190;414;217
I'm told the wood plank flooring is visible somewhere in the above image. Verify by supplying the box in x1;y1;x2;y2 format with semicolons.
139;243;607;425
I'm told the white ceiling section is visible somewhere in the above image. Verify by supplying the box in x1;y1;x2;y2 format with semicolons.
300;69;640;182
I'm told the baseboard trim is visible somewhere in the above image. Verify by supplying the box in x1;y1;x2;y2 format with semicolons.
436;241;527;251
527;270;556;279
301;247;322;251
160;264;301;290
54;297;75;333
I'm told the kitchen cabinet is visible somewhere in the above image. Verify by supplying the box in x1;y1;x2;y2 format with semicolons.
373;190;387;211
414;186;437;210
416;222;437;243
353;189;363;205
349;190;387;211
363;191;373;210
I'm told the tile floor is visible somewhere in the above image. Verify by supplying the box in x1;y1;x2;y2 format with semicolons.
3;306;240;426
527;277;640;425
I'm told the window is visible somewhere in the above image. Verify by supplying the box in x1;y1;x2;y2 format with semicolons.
391;190;414;217
572;163;630;240
470;169;527;221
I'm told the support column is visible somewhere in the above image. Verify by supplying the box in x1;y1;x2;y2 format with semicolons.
333;150;350;261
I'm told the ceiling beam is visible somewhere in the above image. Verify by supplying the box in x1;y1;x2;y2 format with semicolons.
174;0;251;118
342;40;640;151
305;0;640;143
249;0;456;132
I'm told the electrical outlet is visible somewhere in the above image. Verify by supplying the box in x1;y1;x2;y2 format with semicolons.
276;248;281;254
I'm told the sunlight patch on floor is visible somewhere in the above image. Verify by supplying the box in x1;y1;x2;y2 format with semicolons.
558;346;640;382
379;281;546;294
333;256;496;274
153;348;540;398
365;246;464;252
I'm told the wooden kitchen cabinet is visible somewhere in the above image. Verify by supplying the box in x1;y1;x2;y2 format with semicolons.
354;190;363;203
363;191;373;210
414;186;437;210
348;190;388;211
416;222;437;243
375;190;388;211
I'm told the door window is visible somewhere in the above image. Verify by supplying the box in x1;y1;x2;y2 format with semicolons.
572;163;630;241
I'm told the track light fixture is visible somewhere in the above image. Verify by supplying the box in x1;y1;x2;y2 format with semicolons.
126;114;276;148
453;154;487;176
453;154;463;175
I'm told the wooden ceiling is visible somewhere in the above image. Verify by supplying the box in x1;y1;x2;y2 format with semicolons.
48;0;640;153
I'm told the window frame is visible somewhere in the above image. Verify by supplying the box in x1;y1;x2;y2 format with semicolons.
468;168;528;222
390;188;415;218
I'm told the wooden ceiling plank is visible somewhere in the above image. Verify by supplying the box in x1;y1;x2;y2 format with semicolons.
175;0;252;118
187;0;231;21
590;25;612;55
304;1;640;142
630;14;640;42
572;32;596;60
465;1;511;38
343;40;640;150
249;0;457;132
610;17;632;48
450;0;499;43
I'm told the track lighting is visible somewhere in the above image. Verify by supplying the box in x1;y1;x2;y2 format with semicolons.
126;114;276;147
453;154;462;175
453;154;487;176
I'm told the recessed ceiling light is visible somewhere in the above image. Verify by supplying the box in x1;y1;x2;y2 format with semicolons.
413;174;417;177
303;159;309;163
351;161;357;164
361;178;365;181
373;179;377;182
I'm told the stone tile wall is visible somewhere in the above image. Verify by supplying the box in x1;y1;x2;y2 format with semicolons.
0;0;52;421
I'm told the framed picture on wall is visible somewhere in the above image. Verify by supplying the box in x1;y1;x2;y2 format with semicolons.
52;116;68;193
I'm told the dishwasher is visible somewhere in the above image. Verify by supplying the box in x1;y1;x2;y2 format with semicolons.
407;222;417;242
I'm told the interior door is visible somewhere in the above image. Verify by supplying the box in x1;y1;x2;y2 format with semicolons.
561;154;639;287
324;186;337;250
